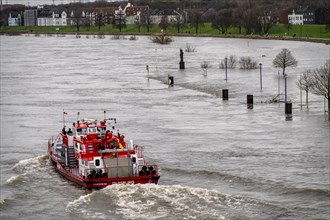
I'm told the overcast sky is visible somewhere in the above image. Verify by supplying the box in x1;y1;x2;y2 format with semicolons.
2;0;114;6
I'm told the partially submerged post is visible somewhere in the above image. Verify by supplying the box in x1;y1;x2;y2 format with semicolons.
179;49;185;69
284;74;292;116
259;63;263;91
222;89;228;100
285;102;292;114
225;57;228;81
146;65;149;77
168;75;174;86
247;95;253;109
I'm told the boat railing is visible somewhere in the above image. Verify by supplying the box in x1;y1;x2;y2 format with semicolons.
134;145;144;158
49;134;62;146
67;167;81;177
97;148;133;153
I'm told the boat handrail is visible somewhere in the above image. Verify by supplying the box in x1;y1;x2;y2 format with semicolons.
98;148;130;153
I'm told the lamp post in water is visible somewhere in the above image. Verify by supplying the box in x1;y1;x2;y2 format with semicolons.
321;70;330;119
225;57;228;81
259;63;262;91
284;73;288;103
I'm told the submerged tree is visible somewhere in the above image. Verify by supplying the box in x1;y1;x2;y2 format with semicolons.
239;56;257;69
273;48;298;76
150;31;173;44
201;61;210;76
296;70;313;106
309;62;330;114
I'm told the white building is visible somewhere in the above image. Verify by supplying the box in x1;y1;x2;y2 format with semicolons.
8;13;22;26
288;10;303;25
37;11;67;26
53;11;67;26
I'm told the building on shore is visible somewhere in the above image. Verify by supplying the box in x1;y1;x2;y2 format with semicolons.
8;12;22;26
23;9;37;26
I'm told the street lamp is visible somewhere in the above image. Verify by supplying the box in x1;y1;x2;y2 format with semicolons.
259;63;262;91
146;65;149;77
321;70;330;116
225;57;228;81
284;74;288;103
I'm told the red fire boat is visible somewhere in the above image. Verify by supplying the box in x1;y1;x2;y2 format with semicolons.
48;112;160;189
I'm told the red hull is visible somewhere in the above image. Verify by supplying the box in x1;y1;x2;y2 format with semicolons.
50;157;160;189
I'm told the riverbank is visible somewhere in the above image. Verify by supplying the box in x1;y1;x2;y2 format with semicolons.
1;23;329;44
1;30;329;45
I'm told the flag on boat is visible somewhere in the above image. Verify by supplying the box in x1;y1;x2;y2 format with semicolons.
63;112;68;115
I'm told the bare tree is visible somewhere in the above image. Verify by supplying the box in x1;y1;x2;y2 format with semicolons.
174;12;185;33
135;12;142;33
239;56;257;69
211;8;233;34
159;15;170;31
188;9;205;34
141;8;152;33
259;9;274;35
201;61;210;76
150;31;173;44
220;55;237;69
309;62;330;113
95;12;105;31
273;48;298;76
228;55;237;68
113;9;126;32
296;70;313;106
238;0;260;34
185;43;196;52
71;8;83;32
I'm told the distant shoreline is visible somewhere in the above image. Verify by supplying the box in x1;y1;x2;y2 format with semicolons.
1;30;329;44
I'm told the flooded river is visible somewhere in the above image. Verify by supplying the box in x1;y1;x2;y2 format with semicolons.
0;34;329;219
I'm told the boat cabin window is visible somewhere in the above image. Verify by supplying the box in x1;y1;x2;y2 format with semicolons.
95;159;100;167
77;128;87;135
88;127;97;133
97;127;106;133
55;142;62;150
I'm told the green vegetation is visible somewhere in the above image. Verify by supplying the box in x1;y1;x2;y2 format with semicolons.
1;23;329;40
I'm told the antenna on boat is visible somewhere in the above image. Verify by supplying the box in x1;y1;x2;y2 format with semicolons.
77;112;80;121
63;110;68;128
104;110;106;120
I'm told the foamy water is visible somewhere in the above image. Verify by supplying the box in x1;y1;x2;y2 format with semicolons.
66;184;285;220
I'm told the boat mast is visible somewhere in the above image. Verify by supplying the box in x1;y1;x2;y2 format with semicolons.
62;110;67;128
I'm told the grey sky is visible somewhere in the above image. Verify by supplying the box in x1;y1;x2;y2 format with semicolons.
2;0;109;6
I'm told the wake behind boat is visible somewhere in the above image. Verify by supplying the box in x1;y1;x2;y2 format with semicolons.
47;112;160;189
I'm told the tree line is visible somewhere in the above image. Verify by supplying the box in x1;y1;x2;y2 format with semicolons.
1;0;329;33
